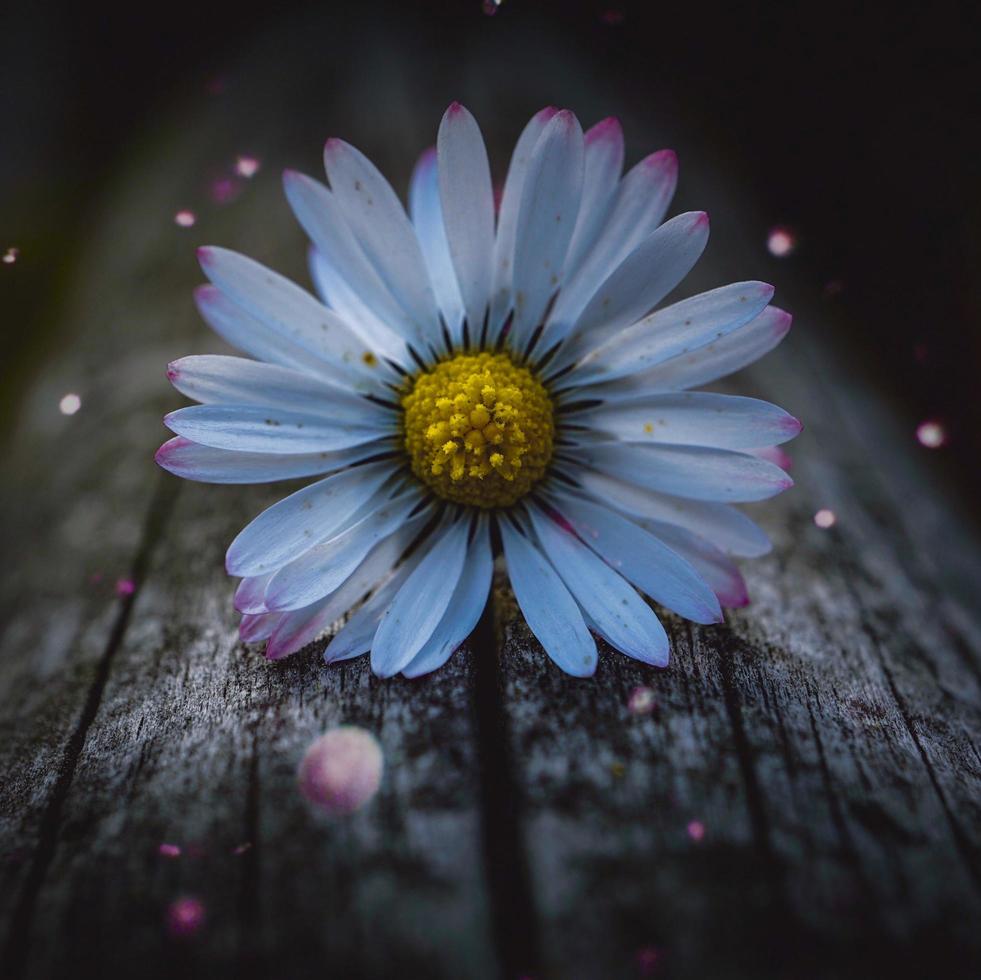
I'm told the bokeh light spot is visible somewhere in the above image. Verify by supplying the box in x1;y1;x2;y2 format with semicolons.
299;727;383;815
814;509;837;529
167;896;205;937
59;393;82;415
767;226;797;257
916;420;947;449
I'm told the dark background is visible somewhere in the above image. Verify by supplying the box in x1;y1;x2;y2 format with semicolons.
2;0;979;506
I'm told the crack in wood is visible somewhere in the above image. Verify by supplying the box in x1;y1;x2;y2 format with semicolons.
1;475;180;977
470;595;542;980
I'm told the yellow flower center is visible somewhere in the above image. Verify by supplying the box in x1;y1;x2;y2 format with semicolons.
401;351;554;508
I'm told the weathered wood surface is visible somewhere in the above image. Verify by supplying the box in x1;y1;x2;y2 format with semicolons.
2;16;981;980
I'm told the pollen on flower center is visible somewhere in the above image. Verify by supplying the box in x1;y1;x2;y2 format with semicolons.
401;351;554;508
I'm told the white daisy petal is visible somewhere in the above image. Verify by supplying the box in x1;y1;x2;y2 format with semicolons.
323;513;460;665
265;506;433;661
323;546;427;664
437;103;496;341
371;516;471;677
572;392;802;450
283;170;426;349
572;468;771;557
640;520;750;608
555;210;710;365
159;106;800;680
576;441;794;502
401;515;494;678
549;491;722;624
265;489;426;611
308;246;408;364
499;518;597;677
545;148;678;343
240;612;282;643
561;117;625;282
488;107;559;341
624;305;793;392
225;460;396;577
234;572;274;615
154;436;393;485
164;405;387;455
197;247;387;391
167;355;394;419
409;148;465;344
195;285;350;385
323;138;441;342
509;110;585;351
564;281;775;388
528;505;669;667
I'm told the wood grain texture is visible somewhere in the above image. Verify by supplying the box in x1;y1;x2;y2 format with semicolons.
1;11;980;979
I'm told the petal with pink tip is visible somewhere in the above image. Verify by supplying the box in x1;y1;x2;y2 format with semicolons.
549;491;722;624
574;393;801;450
578;441;793;503
509;110;585;352
154;435;393;485
545;148;677;344
622;306;793;392
167;355;392;422
641;521;749;607
487;107;558;341
571;468;772;557
164;405;388;455
562;281;774;388
562;117;624;281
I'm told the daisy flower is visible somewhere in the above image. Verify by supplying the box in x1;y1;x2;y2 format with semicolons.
156;103;800;678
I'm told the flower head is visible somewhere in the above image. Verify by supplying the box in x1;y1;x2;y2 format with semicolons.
156;104;799;678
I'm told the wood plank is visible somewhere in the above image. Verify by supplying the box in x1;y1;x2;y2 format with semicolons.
16;480;494;979
2;15;980;978
497;323;981;978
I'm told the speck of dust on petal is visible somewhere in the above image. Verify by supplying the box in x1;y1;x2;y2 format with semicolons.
767;226;797;257
298;726;384;816
814;508;837;529
59;393;82;415
167;896;205;937
174;209;196;228
687;820;706;842
916;420;947;449
628;685;657;715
